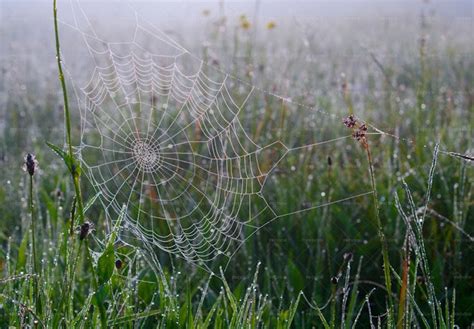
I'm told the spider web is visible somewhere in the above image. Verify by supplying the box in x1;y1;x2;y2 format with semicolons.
59;0;378;272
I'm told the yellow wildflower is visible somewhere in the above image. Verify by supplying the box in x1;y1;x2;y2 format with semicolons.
266;21;276;30
239;15;251;30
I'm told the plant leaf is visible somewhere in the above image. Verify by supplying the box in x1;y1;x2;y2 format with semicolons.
16;231;28;272
46;141;81;176
97;242;115;286
84;191;102;214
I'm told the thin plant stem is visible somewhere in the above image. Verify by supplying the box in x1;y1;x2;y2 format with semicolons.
365;142;394;325
53;0;85;230
330;283;336;329
29;175;37;275
28;174;40;314
53;0;105;326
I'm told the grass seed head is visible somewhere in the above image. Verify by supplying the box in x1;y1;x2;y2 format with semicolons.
343;115;357;128
343;116;369;148
352;124;368;142
77;221;94;240
23;153;38;176
327;156;332;166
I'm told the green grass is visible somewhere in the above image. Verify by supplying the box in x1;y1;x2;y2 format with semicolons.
0;1;473;328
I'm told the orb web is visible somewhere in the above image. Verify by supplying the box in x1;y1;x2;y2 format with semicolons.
60;0;377;270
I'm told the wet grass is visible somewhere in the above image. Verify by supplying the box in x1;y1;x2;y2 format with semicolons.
0;1;473;328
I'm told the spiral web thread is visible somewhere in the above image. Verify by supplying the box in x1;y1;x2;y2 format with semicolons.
60;1;378;272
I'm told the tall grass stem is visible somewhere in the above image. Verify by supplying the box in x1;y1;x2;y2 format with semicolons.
28;174;40;314
365;143;394;324
53;1;104;327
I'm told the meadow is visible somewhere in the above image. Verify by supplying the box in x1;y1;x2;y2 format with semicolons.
0;0;472;327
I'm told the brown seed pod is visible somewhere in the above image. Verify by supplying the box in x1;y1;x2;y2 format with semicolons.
77;221;94;240
115;259;123;270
